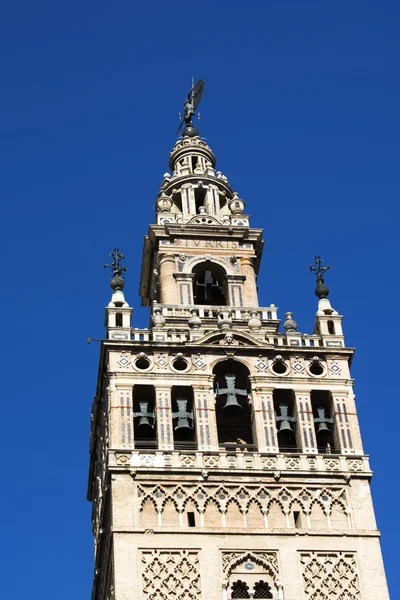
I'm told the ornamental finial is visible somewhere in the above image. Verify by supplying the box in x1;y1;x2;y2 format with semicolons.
104;248;127;291
309;256;331;299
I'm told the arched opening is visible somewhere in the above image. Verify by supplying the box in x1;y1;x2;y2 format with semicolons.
171;386;195;449
253;581;273;598
274;390;297;451
194;186;207;213
116;313;123;327
192;261;227;305
311;390;335;452
213;361;254;448
231;581;250;599
327;320;335;334
133;385;156;448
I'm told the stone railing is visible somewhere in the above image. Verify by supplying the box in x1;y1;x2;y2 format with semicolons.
109;449;370;475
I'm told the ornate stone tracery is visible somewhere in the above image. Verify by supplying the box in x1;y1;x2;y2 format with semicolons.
300;552;361;599
141;550;201;600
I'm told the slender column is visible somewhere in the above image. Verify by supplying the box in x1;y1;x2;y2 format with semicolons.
109;384;134;449
159;254;177;304
240;257;259;307
294;391;317;453
332;390;363;455
155;386;174;451
193;384;219;451
250;386;279;452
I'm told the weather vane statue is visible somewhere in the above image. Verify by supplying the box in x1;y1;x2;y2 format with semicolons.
177;78;205;137
309;256;331;299
104;248;127;291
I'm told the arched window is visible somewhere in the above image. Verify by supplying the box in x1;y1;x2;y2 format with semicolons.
213;361;254;448
116;313;123;327
231;580;250;598
327;320;335;334
253;581;272;598
192;262;227;305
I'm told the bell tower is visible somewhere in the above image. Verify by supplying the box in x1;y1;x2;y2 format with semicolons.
87;84;389;600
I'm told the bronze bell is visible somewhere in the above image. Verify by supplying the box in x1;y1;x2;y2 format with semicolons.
278;420;294;438
174;417;193;439
173;399;194;440
316;421;331;441
135;402;154;438
222;395;243;417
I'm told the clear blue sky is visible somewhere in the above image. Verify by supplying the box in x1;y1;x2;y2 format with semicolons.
1;1;398;598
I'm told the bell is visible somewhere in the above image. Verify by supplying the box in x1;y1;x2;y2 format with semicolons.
136;416;154;438
222;395;243;417
135;402;154;438
277;420;294;447
278;420;294;438
316;421;331;442
174;417;193;440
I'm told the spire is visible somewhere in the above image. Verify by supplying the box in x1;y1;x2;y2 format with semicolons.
309;255;337;316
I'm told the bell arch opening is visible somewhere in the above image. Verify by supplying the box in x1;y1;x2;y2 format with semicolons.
192;261;227;305
171;386;196;449
213;361;254;448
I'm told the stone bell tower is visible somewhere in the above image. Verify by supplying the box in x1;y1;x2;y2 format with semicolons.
87;99;390;600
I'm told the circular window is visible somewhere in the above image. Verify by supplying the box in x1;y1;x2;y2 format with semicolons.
307;359;326;377
171;355;190;373
133;354;153;372
270;357;289;376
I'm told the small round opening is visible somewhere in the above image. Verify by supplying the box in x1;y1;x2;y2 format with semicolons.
135;357;151;370
272;361;288;375
309;361;324;376
172;357;188;371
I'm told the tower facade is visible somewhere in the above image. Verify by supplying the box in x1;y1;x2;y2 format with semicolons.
88;124;389;600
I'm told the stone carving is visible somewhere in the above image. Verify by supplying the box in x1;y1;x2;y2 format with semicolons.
219;332;238;345
137;483;348;530
261;456;277;469
292;357;305;374
180;455;196;467
347;459;363;472
115;453;130;465
255;355;268;372
192;354;206;370
300;552;361;599
285;457;300;470
142;550;201;600
140;455;155;467
117;352;131;369
329;360;343;376
154;354;169;369
222;551;279;578
324;458;340;471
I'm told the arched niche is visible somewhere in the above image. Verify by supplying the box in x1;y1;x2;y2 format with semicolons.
213;360;254;448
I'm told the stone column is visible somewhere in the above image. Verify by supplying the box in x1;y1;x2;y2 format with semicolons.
240;257;259;307
109;384;134;450
155;386;174;451
294;391;318;453
193;383;219;451
332;390;363;455
250;386;279;452
159;254;177;305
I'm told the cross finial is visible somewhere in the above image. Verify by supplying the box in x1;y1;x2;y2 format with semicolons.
104;248;127;278
104;248;127;291
309;256;331;299
309;256;330;283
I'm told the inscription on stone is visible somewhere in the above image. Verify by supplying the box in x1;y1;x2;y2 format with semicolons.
174;238;239;249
